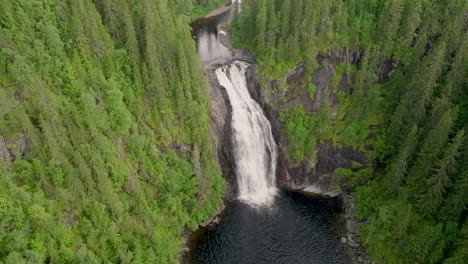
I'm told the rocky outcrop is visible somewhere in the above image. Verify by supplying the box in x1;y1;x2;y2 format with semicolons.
340;193;379;264
0;135;11;159
0;132;27;160
207;64;237;201
240;48;369;198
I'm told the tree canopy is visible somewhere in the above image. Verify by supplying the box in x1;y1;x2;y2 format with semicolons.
0;0;225;263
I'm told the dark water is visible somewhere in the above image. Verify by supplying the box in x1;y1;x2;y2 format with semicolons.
188;192;348;264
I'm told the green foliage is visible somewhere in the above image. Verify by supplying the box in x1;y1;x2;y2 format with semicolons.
306;82;317;100
0;0;225;263
282;105;315;165
330;62;347;89
186;0;227;20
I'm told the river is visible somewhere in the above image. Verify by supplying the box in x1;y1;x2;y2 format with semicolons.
187;4;348;264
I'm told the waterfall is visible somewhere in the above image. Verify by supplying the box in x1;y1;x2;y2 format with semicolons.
215;60;278;205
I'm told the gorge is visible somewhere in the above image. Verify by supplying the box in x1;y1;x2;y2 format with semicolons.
0;0;465;263
187;3;350;263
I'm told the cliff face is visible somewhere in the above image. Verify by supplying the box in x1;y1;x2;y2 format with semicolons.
205;45;262;200
241;50;368;197
207;65;237;200
206;47;370;198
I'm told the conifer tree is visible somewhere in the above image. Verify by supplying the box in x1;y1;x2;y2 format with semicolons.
407;106;457;206
418;130;465;215
383;125;418;195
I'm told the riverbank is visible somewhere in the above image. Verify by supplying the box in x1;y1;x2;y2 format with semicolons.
190;0;232;21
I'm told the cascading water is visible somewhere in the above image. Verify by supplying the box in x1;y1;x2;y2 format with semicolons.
215;60;278;205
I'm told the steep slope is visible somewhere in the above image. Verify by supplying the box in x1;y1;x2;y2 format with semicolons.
0;0;225;263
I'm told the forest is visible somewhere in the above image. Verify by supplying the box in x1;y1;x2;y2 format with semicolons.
231;0;466;263
0;0;226;263
1;0;466;263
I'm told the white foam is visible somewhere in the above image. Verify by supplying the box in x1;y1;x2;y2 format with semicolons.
216;61;278;206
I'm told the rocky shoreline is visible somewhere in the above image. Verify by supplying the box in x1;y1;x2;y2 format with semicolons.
340;193;378;264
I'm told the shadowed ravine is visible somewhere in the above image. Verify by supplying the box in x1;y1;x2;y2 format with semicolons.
187;3;348;263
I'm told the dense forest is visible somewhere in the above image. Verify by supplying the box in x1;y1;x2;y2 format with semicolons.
1;0;466;263
0;0;226;263
232;0;466;263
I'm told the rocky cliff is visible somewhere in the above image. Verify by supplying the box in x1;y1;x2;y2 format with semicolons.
206;23;377;198
241;49;369;197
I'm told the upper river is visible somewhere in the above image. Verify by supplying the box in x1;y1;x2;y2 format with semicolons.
187;4;349;264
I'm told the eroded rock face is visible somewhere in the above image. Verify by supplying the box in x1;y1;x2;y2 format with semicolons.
207;65;237;201
0;132;27;160
203;16;372;200
205;38;270;201
240;49;369;198
0;135;12;159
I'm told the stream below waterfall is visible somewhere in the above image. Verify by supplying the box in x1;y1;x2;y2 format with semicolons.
188;4;349;263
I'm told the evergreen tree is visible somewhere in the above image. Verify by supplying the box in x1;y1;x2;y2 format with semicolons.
383;125;418;195
418;130;465;216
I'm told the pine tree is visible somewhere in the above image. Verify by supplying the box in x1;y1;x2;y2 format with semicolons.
255;0;268;52
439;132;467;222
418;130;464;215
406;106;456;207
397;0;422;46
389;42;447;143
383;125;418;195
279;0;292;40
377;0;404;57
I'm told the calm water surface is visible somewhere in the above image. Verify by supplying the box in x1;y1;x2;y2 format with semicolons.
188;192;348;264
191;10;232;62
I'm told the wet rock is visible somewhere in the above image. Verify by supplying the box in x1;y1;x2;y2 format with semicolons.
285;64;306;85
15;132;27;158
310;65;334;112
316;48;361;65
207;66;237;201
169;142;192;158
348;239;360;248
341;237;348;244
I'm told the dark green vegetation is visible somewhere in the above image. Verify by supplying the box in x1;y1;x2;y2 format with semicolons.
0;0;225;263
232;0;467;263
178;0;227;20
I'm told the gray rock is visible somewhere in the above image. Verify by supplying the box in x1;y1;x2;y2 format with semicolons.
15;132;26;158
0;135;11;159
348;239;360;248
